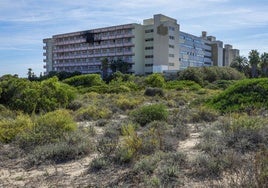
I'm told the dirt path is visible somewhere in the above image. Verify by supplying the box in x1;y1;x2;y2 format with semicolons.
178;124;201;161
0;153;98;188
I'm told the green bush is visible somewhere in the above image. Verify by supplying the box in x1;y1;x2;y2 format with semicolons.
145;73;165;88
75;105;112;121
0;76;76;113
178;66;245;86
165;80;201;91
131;104;168;126
206;80;236;90
18;109;77;149
62;74;104;87
82;85;109;93
191;106;219;123
208;78;268;112
115;96;141;110
37;77;76;113
114;147;134;163
144;87;164;97
178;67;204;86
115;123;142;163
108;85;131;93
0;114;33;143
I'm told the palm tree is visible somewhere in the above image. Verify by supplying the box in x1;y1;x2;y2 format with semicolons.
230;56;249;72
248;50;260;78
260;52;268;77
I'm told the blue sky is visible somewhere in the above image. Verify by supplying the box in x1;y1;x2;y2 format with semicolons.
0;0;267;77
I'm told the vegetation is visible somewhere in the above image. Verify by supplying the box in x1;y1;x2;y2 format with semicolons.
1;61;268;186
130;104;168;126
209;78;268;112
177;66;245;86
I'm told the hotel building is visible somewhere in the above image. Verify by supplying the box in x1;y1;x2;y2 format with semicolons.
43;14;239;75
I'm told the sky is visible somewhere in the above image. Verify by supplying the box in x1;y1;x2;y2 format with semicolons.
0;0;267;77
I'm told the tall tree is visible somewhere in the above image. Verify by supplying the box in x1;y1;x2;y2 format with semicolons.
27;68;33;80
101;57;109;79
248;50;260;78
260;52;268;77
230;56;249;76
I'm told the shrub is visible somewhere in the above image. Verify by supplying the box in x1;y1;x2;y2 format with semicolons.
218;115;268;153
164;151;187;166
84;85;109;93
145;73;165;88
208;78;268;113
26;128;92;166
133;155;160;175
144;87;164;97
178;66;245;86
255;147;268;187
114;147;134;163
0;76;76;113
159;164;181;186
130;104;168;126
193;153;226;178
206;80;236;90
108;85;131;93
191;106;219;123
107;77;138;93
18;109;76;149
62;74;104;87
0;105;17;120
96;125;120;157
119;123;142;161
38;77;77;113
115;96;141;110
172;123;189;140
178;67;204;86
97;136;118;157
0;114;33;143
165;80;201;91
90;157;109;171
75;105;112;121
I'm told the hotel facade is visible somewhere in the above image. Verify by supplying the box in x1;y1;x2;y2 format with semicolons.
43;14;239;75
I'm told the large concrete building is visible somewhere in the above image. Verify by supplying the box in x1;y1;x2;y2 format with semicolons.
43;14;239;75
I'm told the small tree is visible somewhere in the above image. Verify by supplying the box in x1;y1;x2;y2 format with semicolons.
101;57;109;79
230;56;250;77
249;50;260;78
260;52;268;77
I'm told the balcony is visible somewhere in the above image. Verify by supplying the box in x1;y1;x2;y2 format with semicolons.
43;59;47;62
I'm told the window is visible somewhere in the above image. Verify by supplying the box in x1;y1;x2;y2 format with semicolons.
145;29;154;33
145;55;153;58
145;38;154;42
145;46;154;50
169;44;174;48
169;26;175;31
169;63;174;66
169;36;175;40
169;54;174;57
145;64;153;67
